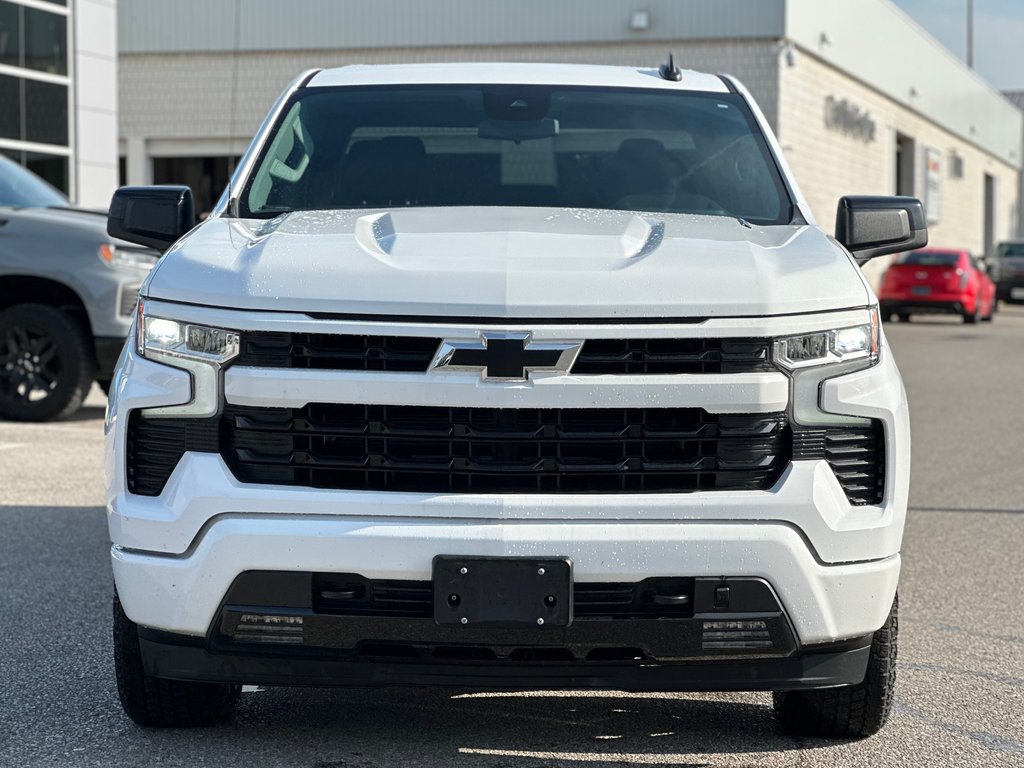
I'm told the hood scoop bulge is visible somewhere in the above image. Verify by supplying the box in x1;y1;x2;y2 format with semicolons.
352;208;665;263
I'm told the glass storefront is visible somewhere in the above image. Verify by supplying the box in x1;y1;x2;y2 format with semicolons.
0;1;70;193
0;1;66;74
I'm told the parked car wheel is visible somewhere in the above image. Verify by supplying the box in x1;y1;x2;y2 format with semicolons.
963;306;979;324
774;594;898;738
896;313;911;323
113;595;240;727
0;303;95;421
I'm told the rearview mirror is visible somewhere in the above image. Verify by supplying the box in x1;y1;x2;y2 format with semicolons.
107;186;195;252
835;196;927;264
478;118;559;142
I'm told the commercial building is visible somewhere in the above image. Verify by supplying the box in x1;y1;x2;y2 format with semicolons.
117;0;1022;278
0;0;119;206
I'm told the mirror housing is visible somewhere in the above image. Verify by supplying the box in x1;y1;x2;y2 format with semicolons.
835;195;927;264
107;186;195;252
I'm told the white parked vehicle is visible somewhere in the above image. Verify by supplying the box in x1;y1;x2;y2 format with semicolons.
104;61;924;736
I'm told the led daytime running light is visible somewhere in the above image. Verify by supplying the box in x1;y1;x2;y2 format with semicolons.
137;304;240;364
774;309;879;370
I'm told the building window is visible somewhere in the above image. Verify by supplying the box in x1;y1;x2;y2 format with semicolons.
895;133;916;197
0;74;20;140
0;2;19;68
23;5;66;75
0;1;67;75
1;148;69;193
24;78;68;145
0;1;70;196
25;150;67;192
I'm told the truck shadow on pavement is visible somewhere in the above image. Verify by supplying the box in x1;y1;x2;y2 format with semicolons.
192;686;839;765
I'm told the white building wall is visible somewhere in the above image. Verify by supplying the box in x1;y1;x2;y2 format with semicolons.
785;0;1020;171
73;0;120;207
778;49;1020;284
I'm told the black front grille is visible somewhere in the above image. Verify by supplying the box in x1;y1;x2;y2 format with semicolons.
313;575;694;620
222;404;789;494
793;422;885;505
572;338;774;374
236;331;441;371
126;412;219;496
235;331;776;375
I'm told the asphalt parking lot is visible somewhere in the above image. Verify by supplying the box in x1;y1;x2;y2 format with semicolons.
2;309;1023;767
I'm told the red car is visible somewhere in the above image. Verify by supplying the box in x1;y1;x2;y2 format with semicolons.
879;248;996;324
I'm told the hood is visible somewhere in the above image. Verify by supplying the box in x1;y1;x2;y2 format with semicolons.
0;204;109;238
145;207;870;318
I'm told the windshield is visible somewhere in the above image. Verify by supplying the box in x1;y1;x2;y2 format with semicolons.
900;250;961;266
997;242;1024;259
0;154;68;208
240;85;793;224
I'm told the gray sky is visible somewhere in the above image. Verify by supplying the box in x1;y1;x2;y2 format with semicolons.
891;0;1024;91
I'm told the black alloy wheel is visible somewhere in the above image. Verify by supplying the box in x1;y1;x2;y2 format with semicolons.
0;304;95;421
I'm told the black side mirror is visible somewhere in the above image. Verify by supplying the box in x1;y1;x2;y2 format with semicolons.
835;196;928;264
107;186;195;252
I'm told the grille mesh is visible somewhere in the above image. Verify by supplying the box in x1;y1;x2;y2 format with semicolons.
235;331;776;376
312;575;694;620
792;423;886;505
237;332;441;372
573;338;774;374
126;412;218;496
222;404;789;494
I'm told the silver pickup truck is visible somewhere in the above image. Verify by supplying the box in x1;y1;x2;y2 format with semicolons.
0;155;158;421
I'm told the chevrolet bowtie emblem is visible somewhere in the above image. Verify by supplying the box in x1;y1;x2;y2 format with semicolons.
430;333;581;381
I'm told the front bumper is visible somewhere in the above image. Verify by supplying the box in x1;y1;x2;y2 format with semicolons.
997;279;1024;301
134;570;877;691
106;307;909;673
138;625;873;692
880;298;968;316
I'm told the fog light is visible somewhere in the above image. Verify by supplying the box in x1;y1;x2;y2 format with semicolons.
232;613;305;645
702;619;773;651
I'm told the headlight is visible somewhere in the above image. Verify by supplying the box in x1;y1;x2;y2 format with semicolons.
774;307;879;370
776;307;881;428
137;303;239;364
133;301;238;418
99;243;160;270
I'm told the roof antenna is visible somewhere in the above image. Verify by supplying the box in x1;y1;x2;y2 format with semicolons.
659;53;683;82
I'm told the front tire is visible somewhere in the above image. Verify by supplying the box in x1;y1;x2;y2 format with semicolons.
113;595;240;727
0;304;95;421
774;594;898;739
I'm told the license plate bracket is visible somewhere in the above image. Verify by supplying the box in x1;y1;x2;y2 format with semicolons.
911;285;932;295
432;556;572;628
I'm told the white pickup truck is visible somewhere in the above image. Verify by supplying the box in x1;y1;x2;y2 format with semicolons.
104;61;924;737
